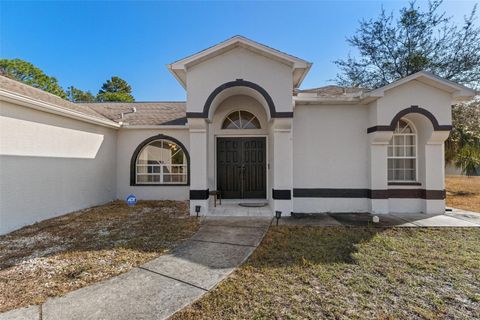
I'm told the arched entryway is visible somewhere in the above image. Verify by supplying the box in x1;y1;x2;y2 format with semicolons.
210;95;269;200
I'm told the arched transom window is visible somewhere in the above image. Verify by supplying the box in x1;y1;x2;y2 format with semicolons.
135;139;188;184
388;119;417;182
222;110;261;129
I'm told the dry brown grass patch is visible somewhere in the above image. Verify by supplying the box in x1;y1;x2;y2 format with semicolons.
0;200;199;312
446;175;480;212
173;227;480;319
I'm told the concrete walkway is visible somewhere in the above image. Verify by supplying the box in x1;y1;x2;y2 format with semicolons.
0;217;271;320
279;208;480;227
2;209;479;320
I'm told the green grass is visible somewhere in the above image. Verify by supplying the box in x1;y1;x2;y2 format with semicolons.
173;226;480;320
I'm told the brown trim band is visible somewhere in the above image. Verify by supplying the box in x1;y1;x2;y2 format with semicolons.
294;188;370;198
293;188;445;200
187;79;293;119
189;189;210;200
367;105;452;133
388;182;422;186
272;189;292;200
130;134;190;186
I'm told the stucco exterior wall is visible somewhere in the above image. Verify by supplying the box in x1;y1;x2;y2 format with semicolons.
292;104;370;212
372;80;452;126
116;128;190;201
0;101;117;234
186;47;294;115
293;104;370;188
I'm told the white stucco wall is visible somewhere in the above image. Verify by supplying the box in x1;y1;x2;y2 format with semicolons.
293;104;370;188
186;47;294;115
292;78;454;214
116;128;190;201
0;101;117;234
372;80;452;126
292;103;370;212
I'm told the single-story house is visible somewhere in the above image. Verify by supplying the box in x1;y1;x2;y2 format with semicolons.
0;35;476;234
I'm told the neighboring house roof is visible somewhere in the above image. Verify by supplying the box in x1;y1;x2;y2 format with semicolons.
0;75;119;128
168;35;312;89
80;102;187;126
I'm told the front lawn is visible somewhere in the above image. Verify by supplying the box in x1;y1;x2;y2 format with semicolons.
0;200;199;313
173;226;480;319
446;175;480;212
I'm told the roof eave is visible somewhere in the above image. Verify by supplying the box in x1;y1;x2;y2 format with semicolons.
367;71;476;99
168;35;312;89
170;36;310;68
0;89;120;129
294;96;364;105
167;64;186;89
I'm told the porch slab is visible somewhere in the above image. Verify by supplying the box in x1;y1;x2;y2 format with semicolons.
0;306;39;320
42;268;204;320
278;214;342;226
445;208;480;225
202;216;272;228
208;203;273;217
142;240;255;290
191;224;267;247
327;213;414;227
392;213;480;227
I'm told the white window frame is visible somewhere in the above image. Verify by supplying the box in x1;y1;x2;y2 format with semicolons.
222;110;261;129
387;118;418;183
135;139;188;185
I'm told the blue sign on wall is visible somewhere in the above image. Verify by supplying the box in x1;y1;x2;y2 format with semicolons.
126;194;137;206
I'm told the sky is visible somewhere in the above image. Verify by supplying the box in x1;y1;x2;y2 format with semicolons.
0;0;477;101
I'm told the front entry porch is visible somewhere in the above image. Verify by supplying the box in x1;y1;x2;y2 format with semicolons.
208;199;273;217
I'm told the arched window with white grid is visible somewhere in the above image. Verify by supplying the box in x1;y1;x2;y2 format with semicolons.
387;119;417;182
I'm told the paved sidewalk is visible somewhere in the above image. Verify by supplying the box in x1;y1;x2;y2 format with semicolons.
280;209;480;227
0;217;271;320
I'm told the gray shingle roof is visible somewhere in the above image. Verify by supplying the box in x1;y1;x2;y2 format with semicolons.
0;75;108;121
298;85;368;96
0;75;187;126
79;102;187;126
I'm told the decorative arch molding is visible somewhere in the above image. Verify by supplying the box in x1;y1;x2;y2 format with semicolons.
185;79;293;119
130;134;190;186
367;105;452;133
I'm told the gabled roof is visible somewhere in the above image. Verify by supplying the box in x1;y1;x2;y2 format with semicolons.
0;75;119;128
295;71;476;105
80;102;187;126
367;71;476;100
168;35;312;89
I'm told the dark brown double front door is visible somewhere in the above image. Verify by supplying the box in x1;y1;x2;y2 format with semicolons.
217;137;266;199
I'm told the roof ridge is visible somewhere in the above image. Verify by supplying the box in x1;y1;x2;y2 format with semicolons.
78;101;186;104
0;75;110;121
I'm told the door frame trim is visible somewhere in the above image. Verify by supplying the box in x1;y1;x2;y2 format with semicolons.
215;135;269;200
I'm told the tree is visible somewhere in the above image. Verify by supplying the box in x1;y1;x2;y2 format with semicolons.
0;58;67;99
445;98;480;175
96;76;135;102
335;1;480;89
335;0;480;175
66;86;96;103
